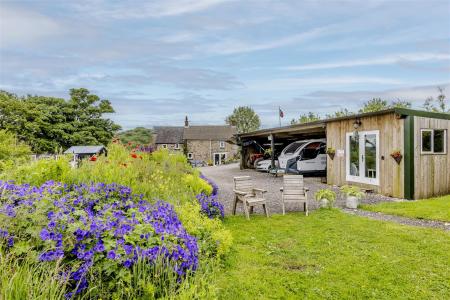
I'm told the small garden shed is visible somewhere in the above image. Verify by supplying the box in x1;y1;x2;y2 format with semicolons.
238;108;450;200
326;108;450;200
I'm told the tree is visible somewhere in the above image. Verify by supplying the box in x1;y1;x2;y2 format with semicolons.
291;112;320;124
0;88;121;153
424;86;449;113
326;108;353;119
359;98;389;113
225;106;260;134
391;99;412;109
116;127;153;145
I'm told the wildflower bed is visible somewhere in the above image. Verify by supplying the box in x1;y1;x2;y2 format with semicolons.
0;142;229;299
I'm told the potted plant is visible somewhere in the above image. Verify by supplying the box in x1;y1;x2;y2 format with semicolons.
314;189;336;208
326;147;336;160
340;185;365;209
390;149;402;164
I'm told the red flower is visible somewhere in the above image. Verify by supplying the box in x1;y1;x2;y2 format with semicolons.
131;153;138;159
89;155;97;162
139;155;143;160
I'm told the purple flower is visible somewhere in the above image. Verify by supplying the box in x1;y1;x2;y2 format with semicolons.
107;250;116;259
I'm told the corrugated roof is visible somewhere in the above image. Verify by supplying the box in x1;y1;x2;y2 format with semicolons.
154;126;184;144
183;125;236;141
64;145;105;154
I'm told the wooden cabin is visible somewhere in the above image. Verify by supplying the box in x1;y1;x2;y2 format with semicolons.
238;108;450;200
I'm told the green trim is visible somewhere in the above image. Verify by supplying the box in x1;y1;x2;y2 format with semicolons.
394;108;450;120
404;116;415;200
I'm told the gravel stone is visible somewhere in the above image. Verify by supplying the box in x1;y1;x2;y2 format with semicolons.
199;163;397;216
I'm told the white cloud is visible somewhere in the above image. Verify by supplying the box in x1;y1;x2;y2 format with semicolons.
281;53;450;71
73;0;231;19
0;5;63;47
203;26;329;55
246;76;404;91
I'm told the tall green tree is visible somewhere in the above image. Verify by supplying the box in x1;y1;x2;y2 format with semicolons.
291;112;320;124
391;99;412;109
424;86;449;113
225;106;260;134
359;98;389;113
116;127;153;145
0;88;121;153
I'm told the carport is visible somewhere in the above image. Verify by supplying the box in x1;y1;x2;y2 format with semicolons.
237;121;326;169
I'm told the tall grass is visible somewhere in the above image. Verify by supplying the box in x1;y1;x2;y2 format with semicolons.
0;249;68;300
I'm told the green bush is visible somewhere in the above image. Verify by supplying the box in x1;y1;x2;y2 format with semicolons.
0;130;31;172
340;185;365;199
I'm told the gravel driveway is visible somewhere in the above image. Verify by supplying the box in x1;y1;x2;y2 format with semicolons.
200;163;397;216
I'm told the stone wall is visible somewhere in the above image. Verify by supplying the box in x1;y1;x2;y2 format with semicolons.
187;140;238;164
155;143;183;152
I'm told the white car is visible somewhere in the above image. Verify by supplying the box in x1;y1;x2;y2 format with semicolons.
278;139;327;174
255;159;279;172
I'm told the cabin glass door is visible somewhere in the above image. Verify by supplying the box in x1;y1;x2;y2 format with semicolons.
346;130;379;185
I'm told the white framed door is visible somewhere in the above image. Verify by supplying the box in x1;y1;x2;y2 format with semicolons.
213;152;227;166
346;130;380;185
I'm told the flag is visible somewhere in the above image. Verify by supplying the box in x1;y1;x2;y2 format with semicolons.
279;107;284;118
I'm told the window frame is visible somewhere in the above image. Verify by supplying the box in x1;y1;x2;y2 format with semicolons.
345;130;380;186
420;129;447;155
219;141;226;149
174;143;180;150
161;144;167;149
187;153;193;159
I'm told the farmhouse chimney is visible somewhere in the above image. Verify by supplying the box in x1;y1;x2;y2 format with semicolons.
184;116;189;128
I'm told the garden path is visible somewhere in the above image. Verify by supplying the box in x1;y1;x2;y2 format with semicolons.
343;209;450;231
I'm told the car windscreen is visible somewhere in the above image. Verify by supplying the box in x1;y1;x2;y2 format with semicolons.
283;142;306;155
300;142;322;160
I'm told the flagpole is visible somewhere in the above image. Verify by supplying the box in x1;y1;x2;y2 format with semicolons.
278;106;281;127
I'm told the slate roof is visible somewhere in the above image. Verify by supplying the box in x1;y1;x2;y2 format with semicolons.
183;125;236;141
64;145;106;154
154;126;184;144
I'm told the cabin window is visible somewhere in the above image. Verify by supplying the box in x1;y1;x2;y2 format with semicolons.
161;144;167;149
174;143;180;149
421;129;447;154
187;153;193;159
219;141;225;148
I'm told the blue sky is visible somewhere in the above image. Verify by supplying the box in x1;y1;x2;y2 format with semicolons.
1;0;449;130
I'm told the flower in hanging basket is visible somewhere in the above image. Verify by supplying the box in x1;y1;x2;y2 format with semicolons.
390;150;402;164
89;155;97;162
326;147;336;159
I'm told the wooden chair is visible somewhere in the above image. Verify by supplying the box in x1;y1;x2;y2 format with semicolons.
280;175;309;216
233;176;269;220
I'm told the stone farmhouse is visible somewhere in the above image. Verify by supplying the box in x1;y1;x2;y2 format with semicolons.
154;117;238;165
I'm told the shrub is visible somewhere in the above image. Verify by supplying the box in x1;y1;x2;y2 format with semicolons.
340;185;365;199
1;156;72;186
0;130;31;172
0;180;198;298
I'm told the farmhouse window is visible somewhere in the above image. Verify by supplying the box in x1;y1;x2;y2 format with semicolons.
162;144;167;149
174;143;180;149
187;153;193;159
421;129;447;154
219;141;225;148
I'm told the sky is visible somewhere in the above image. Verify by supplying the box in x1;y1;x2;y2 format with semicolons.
0;0;449;130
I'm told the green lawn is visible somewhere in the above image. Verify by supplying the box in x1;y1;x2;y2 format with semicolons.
360;195;450;222
214;210;450;299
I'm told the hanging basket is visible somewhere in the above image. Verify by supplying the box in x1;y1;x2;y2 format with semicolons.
391;154;402;164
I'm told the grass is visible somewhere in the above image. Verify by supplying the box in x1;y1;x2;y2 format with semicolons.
214;209;450;299
360;195;450;222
